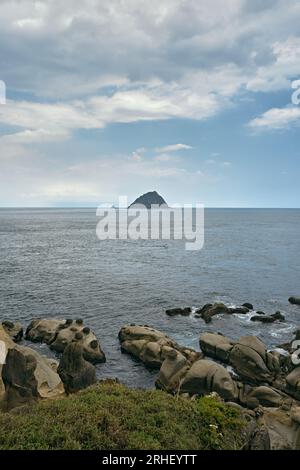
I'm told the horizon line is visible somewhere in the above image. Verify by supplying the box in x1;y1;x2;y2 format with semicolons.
0;206;299;210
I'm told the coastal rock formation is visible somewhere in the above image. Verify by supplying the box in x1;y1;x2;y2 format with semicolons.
200;333;281;385
259;406;300;450
242;303;254;310
195;303;231;323
26;318;106;364
156;351;237;401
0;324;64;410
240;386;287;409
26;318;65;344
1;321;23;343
285;367;300;399
289;297;300;306
180;360;237;401
228;306;250;314
128;191;167;209
57;342;96;394
230;336;281;384
199;332;233;362
119;325;201;368
165;307;191;317
250;311;285;323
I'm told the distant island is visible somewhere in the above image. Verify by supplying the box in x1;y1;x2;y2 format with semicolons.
128;191;168;209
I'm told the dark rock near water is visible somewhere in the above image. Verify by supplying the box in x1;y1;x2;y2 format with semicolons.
242;303;254;310
195;303;230;323
1;348;38;410
228;306;250;314
251;311;285;323
128;191;167;209
166;307;191;317
57;342;96;394
289;297;300;306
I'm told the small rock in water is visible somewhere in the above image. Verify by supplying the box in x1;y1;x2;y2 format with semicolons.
289;297;300;306
195;303;230;323
165;307;191;317
242;303;254;310
251;311;285;323
228;306;249;314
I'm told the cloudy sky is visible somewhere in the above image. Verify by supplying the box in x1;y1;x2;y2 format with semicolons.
0;0;300;207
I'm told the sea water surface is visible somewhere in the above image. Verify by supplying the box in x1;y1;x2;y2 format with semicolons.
0;208;299;387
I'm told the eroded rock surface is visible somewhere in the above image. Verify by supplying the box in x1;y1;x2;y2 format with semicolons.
119;325;201;368
0;325;64;411
58;342;96;394
26;318;106;364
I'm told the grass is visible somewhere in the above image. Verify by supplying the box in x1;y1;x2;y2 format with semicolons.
0;381;247;450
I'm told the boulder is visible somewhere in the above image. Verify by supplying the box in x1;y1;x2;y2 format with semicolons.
250;312;285;323
242;303;254;310
166;307;191;317
260;407;300;450
180;359;237;401
195;303;231;323
289;297;300;306
119;325;201;368
57;342;96;394
0;325;15;402
286;367;300;398
244;386;285;408
2;321;23;342
199;332;233;363
1;348;38;410
26;318;65;344
228;307;250;314
241;419;271;450
0;325;64;410
156;349;190;392
26;318;106;364
229;336;280;384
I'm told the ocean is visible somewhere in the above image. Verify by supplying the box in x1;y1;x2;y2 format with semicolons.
0;208;300;387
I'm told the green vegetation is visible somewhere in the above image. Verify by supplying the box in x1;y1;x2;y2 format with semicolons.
0;381;247;450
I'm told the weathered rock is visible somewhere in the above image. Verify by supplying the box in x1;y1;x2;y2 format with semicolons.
0;325;64;410
165;307;191;317
2;321;23;342
119;325;201;368
26;318;106;364
242;303;254;310
26;318;65;344
1;348;38;410
228;307;250;314
286;367;300;398
199;332;233;363
289;297;300;306
156;349;190;392
230;336;281;385
0;325;15;402
251;311;285;323
180;359;237;401
195;303;231;323
57;342;96;394
200;333;283;386
259;407;300;449
244;386;286;408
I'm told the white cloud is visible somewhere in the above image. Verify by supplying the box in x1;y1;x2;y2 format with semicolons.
154;143;193;153
248;107;300;131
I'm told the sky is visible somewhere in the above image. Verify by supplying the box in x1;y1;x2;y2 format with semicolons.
0;0;300;208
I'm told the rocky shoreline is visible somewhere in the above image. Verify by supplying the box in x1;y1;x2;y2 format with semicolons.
1;296;300;449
